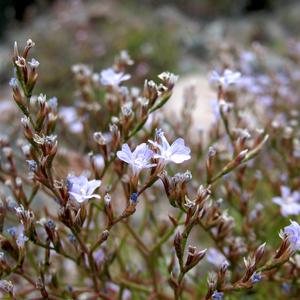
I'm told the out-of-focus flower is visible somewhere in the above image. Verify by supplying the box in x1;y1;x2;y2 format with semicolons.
93;154;105;170
0;280;14;295
93;248;105;267
212;290;224;300
117;143;155;174
149;130;191;164
67;174;101;203
251;273;262;284
206;248;228;267
48;97;58;111
59;107;83;134
210;69;241;89
100;68;131;86
130;192;138;203
272;186;300;216
7;225;28;248
282;282;292;294
9;78;18;88
283;220;300;251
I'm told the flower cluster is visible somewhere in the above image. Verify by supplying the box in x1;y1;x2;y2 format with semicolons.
1;39;300;300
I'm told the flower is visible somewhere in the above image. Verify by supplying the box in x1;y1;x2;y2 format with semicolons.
93;154;105;170
130;192;138;203
7;225;28;248
116;143;155;174
48;97;58;111
272;186;300;216
26;160;37;172
149;130;191;164
206;248;228;267
67;174;101;203
100;68;131;86
59;107;83;134
28;58;40;68
212;290;224;300
0;280;14;294
210;69;241;89
283;220;300;251
9;78;18;88
251;273;262;284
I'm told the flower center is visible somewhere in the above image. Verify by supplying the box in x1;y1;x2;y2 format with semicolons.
134;157;147;168
285;196;295;204
80;187;87;195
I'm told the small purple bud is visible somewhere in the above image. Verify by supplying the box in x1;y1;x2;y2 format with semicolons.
251;273;262;284
68;234;76;244
26;160;37;172
130;192;138;203
212;291;224;300
46;220;56;230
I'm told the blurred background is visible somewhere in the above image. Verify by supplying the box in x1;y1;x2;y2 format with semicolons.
0;0;300;111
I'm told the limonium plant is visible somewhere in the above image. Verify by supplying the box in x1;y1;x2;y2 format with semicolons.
0;39;300;300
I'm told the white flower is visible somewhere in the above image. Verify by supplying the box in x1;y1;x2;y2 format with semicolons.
149;130;191;164
28;58;40;68
59;107;83;133
210;69;241;89
100;68;131;86
67;174;101;203
272;186;300;216
117;143;155;174
283;220;300;251
206;248;228;267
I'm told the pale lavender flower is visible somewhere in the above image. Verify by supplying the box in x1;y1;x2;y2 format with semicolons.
206;248;228;267
59;107;83;134
117;143;155;174
48;97;58;111
93;154;105;170
9;78;18;88
0;280;14;295
272;186;300;216
28;58;40;68
67;174;101;203
85;248;106;268
283;220;300;251
149;130;191;164
100;68;131;86
7;225;28;248
210;69;241;89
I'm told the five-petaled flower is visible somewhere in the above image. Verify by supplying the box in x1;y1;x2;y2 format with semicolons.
210;69;241;89
272;186;300;216
100;68;131;87
117;143;155;174
283;220;300;251
149;130;191;164
67;174;101;203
